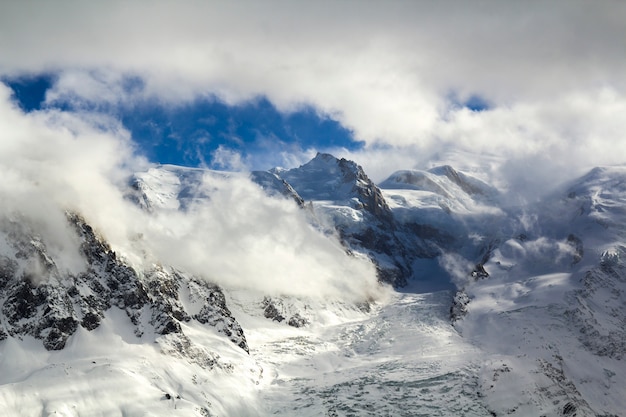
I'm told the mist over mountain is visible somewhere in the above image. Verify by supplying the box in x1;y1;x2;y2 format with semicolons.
1;137;626;415
1;1;624;414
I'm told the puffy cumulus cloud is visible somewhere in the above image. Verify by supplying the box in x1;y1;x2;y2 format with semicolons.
437;89;626;159
0;82;142;275
0;85;380;300
330;87;626;205
44;70;147;110
1;0;625;148
0;84;140;220
431;88;626;197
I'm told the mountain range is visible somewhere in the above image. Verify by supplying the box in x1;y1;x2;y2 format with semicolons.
0;152;625;416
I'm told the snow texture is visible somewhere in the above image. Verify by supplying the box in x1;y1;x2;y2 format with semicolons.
2;154;626;416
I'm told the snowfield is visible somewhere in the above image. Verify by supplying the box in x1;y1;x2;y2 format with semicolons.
1;154;626;416
237;290;489;416
0;290;490;417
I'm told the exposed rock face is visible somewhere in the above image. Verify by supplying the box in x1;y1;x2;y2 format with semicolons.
450;290;470;322
191;277;248;352
261;296;310;328
565;246;626;360
0;213;248;354
262;297;286;322
287;313;308;328
471;264;489;280
0;218;83;350
277;153;393;222
566;234;584;265
336;156;394;223
271;153;432;288
1;276;79;350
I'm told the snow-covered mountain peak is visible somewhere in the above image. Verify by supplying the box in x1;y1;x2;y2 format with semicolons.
2;152;626;416
537;165;626;240
380;165;497;200
428;165;498;197
380;169;450;193
278;153;371;197
565;165;626;200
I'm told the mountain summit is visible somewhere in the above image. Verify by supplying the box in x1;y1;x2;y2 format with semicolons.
277;152;393;220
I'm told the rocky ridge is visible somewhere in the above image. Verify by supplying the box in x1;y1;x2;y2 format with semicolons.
0;212;247;355
270;153;440;287
128;153;498;290
2;153;626;415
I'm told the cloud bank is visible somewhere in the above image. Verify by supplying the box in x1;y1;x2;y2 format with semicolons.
2;0;624;193
0;1;624;289
1;4;623;125
0;85;379;300
137;172;380;299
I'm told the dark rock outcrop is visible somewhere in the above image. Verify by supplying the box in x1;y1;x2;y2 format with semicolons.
263;297;286;323
288;313;308;328
450;290;470;322
272;153;432;287
0;213;248;354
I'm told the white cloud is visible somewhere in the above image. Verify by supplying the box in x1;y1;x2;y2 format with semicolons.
139;173;381;300
438;253;474;289
210;145;248;171
328;87;626;205
0;1;625;231
0;86;380;300
1;1;624;148
0;83;141;276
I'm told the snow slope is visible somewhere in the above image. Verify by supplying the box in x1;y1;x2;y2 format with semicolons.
242;290;490;416
1;154;626;416
453;165;626;416
0;312;262;417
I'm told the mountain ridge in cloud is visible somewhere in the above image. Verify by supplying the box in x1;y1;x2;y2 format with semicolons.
0;86;381;302
1;2;625;290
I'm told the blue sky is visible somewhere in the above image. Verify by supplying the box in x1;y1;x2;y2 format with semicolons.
4;73;362;170
4;72;495;171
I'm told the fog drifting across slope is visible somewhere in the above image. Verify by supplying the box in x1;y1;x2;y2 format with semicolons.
133;170;381;300
0;84;139;278
0;84;381;302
